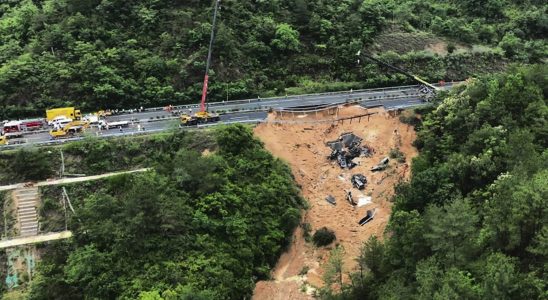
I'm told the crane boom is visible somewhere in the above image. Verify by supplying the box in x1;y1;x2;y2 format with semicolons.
200;0;221;112
358;52;439;92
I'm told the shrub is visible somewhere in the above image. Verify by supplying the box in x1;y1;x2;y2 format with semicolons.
399;112;421;127
447;42;456;54
313;227;336;247
302;222;312;242
389;148;406;163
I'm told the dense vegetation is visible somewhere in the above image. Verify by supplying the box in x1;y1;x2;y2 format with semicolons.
325;65;547;299
1;0;546;118
0;129;216;185
1;125;305;299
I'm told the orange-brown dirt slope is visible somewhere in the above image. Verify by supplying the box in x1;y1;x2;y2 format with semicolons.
252;105;418;299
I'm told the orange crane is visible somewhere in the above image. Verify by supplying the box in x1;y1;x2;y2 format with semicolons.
194;0;221;123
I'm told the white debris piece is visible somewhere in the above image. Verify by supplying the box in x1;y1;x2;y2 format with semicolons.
357;196;372;207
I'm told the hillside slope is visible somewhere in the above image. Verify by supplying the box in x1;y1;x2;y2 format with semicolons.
0;0;546;118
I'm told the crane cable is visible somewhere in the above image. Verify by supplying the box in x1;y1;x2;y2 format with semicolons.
200;0;221;112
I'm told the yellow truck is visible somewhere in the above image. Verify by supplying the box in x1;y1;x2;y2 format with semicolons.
46;107;82;123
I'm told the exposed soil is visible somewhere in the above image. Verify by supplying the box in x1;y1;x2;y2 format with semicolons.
425;42;449;56
252;105;418;299
371;29;440;54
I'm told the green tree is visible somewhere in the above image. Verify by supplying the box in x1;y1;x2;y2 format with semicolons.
323;245;345;294
271;23;300;52
499;33;525;58
424;199;479;267
482;253;518;299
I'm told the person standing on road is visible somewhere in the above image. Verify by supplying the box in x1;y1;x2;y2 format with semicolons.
119;126;123;133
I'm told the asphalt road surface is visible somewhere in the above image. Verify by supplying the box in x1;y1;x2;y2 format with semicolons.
2;111;268;148
106;83;454;122
1;83;458;149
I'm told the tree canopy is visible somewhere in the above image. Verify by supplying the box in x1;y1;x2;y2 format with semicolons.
325;65;547;299
0;0;545;119
15;125;304;299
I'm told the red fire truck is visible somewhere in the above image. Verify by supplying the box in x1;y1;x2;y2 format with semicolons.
21;119;45;131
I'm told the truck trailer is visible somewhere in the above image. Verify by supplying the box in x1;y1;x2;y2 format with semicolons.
46;107;82;122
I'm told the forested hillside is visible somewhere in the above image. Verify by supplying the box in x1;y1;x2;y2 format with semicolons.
324;65;547;299
0;126;304;299
1;0;546;118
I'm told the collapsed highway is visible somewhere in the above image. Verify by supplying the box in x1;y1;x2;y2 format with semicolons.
0;82;456;149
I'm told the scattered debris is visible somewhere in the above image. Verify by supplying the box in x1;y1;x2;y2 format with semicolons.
357;196;372;207
327;132;371;169
325;195;336;205
351;174;367;190
371;157;390;172
361;146;374;157
345;190;356;206
336;152;348;168
358;208;377;226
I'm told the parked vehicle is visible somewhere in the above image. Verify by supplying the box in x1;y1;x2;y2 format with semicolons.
99;120;130;130
83;114;101;125
49;116;73;127
46;107;82;123
21;119;46;131
2;121;23;138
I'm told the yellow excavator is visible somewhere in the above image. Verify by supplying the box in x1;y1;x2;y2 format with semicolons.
49;120;90;139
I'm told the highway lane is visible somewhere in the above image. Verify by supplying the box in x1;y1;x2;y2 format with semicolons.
1;83;459;149
105;82;456;122
1;111;268;148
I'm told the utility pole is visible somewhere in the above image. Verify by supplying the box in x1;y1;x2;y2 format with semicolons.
200;0;221;112
59;149;65;178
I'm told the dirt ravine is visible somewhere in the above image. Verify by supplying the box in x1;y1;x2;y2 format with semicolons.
252;106;418;299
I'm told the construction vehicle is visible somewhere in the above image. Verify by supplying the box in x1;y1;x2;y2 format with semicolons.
21;119;46;131
193;0;221;124
49;121;89;139
176;0;222;129
46;107;82;123
193;111;220;123
357;51;439;99
97;110;113;117
0;134;7;146
180;114;198;126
